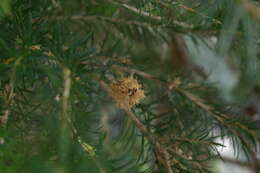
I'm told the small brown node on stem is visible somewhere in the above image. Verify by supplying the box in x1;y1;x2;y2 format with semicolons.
109;75;145;110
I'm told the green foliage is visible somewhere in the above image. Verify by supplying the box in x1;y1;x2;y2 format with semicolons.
0;0;11;18
0;0;259;173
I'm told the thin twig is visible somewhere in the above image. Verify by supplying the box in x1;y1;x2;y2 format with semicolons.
95;79;173;173
0;58;17;143
107;0;194;29
41;1;194;30
126;110;173;173
61;66;106;173
61;67;72;129
0;61;19;127
175;87;260;140
38;15;158;29
157;1;222;25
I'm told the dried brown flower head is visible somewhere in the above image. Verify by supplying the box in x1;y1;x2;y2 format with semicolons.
109;75;145;110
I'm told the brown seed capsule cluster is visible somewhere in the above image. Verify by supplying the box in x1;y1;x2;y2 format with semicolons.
109;76;145;110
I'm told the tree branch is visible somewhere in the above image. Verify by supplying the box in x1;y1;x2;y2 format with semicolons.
110;64;260;141
61;66;106;173
107;0;194;29
95;78;173;173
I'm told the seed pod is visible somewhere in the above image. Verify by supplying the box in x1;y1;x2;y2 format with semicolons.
109;76;145;110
